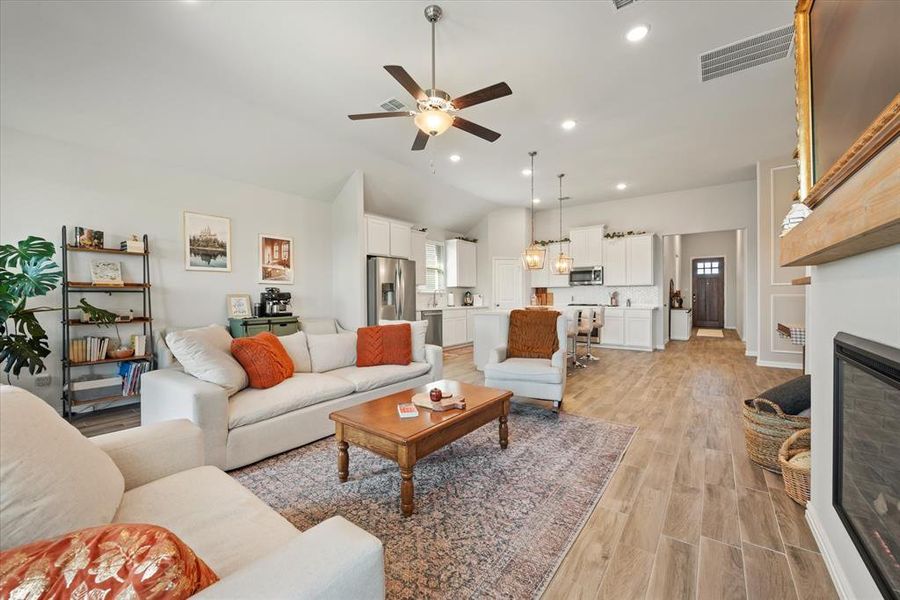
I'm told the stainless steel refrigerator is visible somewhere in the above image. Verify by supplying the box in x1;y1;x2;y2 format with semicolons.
367;257;417;325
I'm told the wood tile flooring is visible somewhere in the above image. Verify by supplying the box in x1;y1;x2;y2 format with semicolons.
443;331;837;600
76;330;837;599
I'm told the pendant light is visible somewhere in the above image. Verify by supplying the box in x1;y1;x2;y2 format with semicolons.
550;173;574;275
521;151;546;270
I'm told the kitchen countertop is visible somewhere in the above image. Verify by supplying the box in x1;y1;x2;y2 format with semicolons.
416;305;488;312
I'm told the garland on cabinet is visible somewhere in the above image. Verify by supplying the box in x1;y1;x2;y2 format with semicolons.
603;230;647;239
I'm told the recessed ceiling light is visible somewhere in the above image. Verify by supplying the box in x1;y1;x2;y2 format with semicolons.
561;119;577;130
532;198;541;204
616;182;628;190
521;168;532;176
449;154;461;162
626;24;650;43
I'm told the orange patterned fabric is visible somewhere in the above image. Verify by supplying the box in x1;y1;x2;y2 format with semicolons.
507;309;560;359
0;523;219;600
231;332;293;388
356;326;384;367
357;324;412;366
381;323;412;365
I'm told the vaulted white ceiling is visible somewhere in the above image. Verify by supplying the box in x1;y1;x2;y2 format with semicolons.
0;1;796;232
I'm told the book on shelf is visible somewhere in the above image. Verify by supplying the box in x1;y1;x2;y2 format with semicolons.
68;336;110;363
397;403;419;419
119;239;145;253
118;361;149;396
130;334;147;357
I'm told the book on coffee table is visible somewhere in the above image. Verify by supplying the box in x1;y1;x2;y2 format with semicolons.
397;403;419;418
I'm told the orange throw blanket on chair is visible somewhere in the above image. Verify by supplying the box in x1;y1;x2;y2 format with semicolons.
507;309;560;359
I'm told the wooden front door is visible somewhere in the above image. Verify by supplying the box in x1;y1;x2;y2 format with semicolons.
692;257;725;328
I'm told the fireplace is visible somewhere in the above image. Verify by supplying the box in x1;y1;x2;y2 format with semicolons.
834;333;900;599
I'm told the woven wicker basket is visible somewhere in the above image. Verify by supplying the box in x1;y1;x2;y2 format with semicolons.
741;397;810;473
779;428;811;506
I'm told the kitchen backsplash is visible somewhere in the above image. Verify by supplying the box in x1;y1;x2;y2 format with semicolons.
546;285;660;307
416;289;480;310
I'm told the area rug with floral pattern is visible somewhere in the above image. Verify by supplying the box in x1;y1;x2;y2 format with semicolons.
232;402;636;600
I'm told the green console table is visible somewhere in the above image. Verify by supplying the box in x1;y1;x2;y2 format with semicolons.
229;316;300;338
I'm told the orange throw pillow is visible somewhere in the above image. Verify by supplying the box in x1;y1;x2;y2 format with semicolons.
231;332;293;388
507;309;560;359
382;323;412;365
357;324;411;367
0;523;219;600
356;326;385;367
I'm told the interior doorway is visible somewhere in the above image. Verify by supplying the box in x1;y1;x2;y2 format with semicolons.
492;258;523;309
692;257;725;328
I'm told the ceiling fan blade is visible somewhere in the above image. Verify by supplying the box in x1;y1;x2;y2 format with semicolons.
384;65;427;101
411;129;429;151
348;111;411;120
452;117;501;142
451;82;512;110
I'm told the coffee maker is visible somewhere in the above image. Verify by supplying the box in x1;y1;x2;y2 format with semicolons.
260;287;292;317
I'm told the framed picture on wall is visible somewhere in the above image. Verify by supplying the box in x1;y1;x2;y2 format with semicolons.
226;294;253;318
184;212;231;272
259;234;293;284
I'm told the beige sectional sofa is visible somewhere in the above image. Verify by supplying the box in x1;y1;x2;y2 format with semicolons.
142;318;442;470
0;385;384;599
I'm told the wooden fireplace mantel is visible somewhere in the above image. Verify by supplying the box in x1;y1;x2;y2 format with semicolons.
780;135;900;267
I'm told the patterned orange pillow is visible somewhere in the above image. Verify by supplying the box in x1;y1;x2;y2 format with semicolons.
356;326;385;367
231;332;294;388
382;323;412;365
0;523;219;600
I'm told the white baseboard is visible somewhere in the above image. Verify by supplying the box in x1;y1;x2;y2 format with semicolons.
655;344;666;350
805;504;851;600
756;358;803;369
745;350;758;357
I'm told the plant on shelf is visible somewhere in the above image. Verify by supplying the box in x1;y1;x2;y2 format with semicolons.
0;236;116;379
533;238;571;246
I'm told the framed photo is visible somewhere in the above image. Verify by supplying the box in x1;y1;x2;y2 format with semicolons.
226;294;253;318
794;0;900;207
90;260;123;287
259;234;293;284
184;212;231;272
74;227;104;249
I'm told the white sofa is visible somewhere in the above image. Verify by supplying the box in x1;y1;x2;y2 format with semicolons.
142;318;443;470
0;385;384;599
483;314;567;410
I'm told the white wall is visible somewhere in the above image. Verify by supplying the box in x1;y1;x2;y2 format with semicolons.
0;128;335;410
806;244;900;600
680;229;738;329
531;180;759;353
469;207;529;309
331;171;365;329
757;158;805;368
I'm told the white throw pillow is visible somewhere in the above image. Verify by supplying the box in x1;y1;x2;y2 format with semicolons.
307;332;357;373
279;331;312;373
0;386;125;550
165;325;248;395
379;319;428;362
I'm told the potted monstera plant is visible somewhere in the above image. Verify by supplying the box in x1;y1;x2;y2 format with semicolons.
0;236;115;380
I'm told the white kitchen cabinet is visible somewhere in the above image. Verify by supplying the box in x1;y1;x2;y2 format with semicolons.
602;234;654;286
530;261;548;288
390;222;411;259
570;226;604;267
410;230;427;284
600;309;625;345
626;234;654;286
365;216;391;257
446;239;477;288
465;307;485;342
442;311;468;347
624;309;653;349
365;215;412;259
603;238;628;286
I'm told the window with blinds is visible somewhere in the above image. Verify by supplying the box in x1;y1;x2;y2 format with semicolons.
424;240;445;292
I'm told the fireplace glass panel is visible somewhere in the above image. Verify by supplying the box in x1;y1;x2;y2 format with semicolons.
835;334;900;599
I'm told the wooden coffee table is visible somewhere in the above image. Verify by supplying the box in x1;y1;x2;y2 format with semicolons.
329;379;512;516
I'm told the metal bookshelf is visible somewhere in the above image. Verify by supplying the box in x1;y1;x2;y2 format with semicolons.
60;225;155;419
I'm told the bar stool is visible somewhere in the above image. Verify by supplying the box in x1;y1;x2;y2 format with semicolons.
573;307;594;366
564;307;586;371
583;306;604;361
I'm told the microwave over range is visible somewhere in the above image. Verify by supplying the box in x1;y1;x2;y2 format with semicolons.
569;266;603;286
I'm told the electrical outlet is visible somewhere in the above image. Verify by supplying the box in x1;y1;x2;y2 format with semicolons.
35;374;51;387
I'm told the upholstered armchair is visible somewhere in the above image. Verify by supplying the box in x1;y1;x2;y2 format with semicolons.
483;313;567;410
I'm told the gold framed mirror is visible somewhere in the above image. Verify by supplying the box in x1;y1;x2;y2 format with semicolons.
794;0;900;207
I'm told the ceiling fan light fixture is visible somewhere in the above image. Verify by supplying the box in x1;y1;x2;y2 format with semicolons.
414;109;454;136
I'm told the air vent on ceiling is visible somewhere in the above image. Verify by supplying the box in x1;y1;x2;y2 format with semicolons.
700;24;794;82
612;0;636;9
379;97;409;112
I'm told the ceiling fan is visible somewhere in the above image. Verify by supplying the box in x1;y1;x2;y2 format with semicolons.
347;4;512;151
